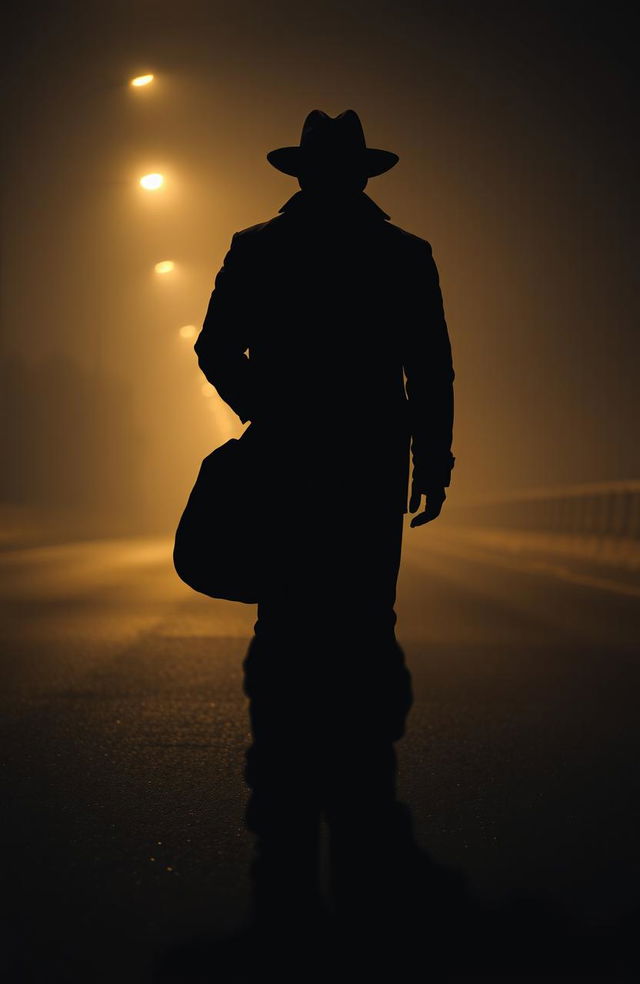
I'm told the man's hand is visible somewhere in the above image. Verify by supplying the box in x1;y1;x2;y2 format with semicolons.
409;483;446;527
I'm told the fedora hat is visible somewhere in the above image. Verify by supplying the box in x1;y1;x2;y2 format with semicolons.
267;109;399;179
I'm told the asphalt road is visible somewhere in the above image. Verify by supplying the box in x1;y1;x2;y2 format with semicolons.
1;526;639;982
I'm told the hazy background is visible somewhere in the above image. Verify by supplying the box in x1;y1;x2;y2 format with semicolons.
1;0;637;535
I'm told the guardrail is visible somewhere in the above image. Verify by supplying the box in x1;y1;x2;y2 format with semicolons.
446;480;640;540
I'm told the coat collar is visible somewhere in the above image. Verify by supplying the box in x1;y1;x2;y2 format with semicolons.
278;189;390;221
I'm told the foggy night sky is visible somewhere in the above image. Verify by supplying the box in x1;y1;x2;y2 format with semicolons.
1;0;637;530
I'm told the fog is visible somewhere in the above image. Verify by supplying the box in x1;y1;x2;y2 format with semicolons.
1;1;637;536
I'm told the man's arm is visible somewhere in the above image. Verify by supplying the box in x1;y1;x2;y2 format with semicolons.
403;241;455;520
194;232;254;424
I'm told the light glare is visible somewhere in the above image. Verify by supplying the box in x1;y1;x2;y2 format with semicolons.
155;260;175;274
179;325;197;339
140;173;164;190
131;74;154;87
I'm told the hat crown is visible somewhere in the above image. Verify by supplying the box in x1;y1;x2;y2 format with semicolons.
299;109;367;154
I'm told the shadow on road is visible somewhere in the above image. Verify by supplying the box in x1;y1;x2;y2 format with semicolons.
152;632;637;983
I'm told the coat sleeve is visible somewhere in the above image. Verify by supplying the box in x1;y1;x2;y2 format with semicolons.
194;232;254;424
402;241;456;489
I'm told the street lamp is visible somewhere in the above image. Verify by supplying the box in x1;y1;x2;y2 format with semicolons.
140;173;164;190
130;74;154;87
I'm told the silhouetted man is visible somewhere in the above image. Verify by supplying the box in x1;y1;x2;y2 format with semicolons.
195;109;455;634
193;110;456;942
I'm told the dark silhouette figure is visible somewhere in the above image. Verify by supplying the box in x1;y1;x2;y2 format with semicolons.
188;109;458;974
194;108;455;628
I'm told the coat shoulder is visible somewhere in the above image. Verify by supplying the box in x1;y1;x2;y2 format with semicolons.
382;221;432;254
231;215;284;243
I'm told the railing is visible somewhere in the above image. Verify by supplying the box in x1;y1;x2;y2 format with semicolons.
446;480;640;540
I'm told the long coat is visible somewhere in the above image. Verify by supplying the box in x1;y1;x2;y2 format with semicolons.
194;189;455;517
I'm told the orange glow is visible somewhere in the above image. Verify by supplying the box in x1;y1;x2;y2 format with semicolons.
140;173;164;190
154;260;175;274
179;325;197;339
130;74;154;87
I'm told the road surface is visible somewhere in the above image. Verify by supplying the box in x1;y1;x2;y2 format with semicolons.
1;525;639;981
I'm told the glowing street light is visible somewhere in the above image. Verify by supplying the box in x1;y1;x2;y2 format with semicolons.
140;172;164;190
154;260;175;275
179;325;197;339
130;74;154;87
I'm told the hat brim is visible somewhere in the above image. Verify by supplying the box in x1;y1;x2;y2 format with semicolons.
266;146;399;178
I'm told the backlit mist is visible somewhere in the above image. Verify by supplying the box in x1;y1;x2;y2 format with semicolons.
1;1;637;536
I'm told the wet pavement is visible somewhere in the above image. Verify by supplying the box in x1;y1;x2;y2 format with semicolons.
1;526;639;982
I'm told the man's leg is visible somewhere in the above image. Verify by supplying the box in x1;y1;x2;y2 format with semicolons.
242;502;411;922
